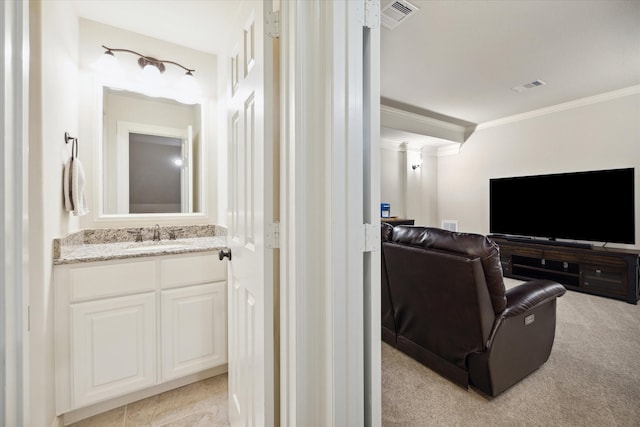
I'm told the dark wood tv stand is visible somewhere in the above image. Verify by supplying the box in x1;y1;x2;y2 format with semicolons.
490;236;640;304
381;218;415;226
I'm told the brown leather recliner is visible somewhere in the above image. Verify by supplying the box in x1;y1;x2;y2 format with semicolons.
381;224;566;397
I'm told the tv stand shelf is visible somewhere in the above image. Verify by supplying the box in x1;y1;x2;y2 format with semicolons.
490;236;640;304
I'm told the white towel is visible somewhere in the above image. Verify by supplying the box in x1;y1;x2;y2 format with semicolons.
63;155;89;216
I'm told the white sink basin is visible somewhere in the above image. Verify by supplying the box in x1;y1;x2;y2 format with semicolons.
123;243;189;252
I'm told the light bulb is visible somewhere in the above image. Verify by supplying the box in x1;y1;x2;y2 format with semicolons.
177;72;200;94
140;64;165;86
91;51;123;78
175;72;201;104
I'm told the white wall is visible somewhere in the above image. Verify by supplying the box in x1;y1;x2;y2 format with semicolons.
380;142;438;226
436;91;640;249
416;148;437;227
405;147;423;224
77;19;219;228
29;1;80;426
380;145;406;218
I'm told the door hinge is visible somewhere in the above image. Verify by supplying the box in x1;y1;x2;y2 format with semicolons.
362;223;380;252
266;10;280;38
266;222;280;249
364;0;380;29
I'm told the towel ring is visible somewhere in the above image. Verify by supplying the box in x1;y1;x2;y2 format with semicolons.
64;132;78;157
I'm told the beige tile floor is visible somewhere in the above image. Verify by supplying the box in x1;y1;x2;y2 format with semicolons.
68;373;229;427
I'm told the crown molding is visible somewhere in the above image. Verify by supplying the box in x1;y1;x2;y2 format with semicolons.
381;139;450;157
436;144;462;157
475;85;640;131
380;139;406;152
381;104;468;143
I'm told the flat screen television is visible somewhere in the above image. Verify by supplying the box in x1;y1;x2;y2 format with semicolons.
490;168;635;244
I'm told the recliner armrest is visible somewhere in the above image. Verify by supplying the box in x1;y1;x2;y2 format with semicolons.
503;280;566;318
471;279;565;396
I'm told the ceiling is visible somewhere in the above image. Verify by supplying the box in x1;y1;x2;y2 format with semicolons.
72;0;242;56
73;0;640;143
381;0;640;125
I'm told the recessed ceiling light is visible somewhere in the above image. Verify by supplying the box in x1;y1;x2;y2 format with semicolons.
511;79;547;93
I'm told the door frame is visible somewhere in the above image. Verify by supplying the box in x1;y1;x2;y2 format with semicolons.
1;0;30;425
279;1;381;425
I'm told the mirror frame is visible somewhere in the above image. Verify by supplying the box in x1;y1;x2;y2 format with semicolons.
93;80;209;223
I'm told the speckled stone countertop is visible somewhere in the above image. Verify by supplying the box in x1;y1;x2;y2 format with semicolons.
53;225;227;265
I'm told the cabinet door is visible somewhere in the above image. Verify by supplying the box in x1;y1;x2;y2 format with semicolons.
71;293;156;408
161;282;227;381
582;263;627;296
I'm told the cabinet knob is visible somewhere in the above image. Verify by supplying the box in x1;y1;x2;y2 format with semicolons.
218;248;232;261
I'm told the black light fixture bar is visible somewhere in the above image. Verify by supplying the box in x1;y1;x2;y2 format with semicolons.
101;45;195;74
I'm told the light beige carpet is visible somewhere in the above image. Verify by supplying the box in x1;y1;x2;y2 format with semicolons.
382;278;640;426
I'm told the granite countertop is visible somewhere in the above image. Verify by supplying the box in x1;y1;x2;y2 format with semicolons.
53;225;228;265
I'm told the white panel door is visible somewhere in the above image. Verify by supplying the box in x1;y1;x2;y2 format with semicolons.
161;282;227;381
70;292;156;408
226;1;276;426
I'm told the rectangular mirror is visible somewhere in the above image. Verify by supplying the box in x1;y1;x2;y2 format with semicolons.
101;87;203;215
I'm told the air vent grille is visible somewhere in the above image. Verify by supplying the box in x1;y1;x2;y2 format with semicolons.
382;0;420;30
392;2;412;15
442;220;458;232
511;79;547;93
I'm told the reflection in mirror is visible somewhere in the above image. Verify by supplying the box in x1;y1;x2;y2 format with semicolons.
128;132;185;213
102;88;202;215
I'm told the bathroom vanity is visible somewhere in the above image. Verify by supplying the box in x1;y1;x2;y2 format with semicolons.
53;226;228;421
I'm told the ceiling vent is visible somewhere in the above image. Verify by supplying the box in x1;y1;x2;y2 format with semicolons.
511;79;547;93
381;0;420;30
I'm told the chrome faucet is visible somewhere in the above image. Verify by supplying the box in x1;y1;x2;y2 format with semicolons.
152;224;161;241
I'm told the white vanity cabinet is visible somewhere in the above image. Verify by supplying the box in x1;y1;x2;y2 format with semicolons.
54;252;226;415
70;291;157;408
160;255;227;381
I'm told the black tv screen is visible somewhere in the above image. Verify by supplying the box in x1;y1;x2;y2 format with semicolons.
490;168;635;244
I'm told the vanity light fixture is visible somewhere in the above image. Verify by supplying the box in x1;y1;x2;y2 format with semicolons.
99;45;195;77
95;45;200;100
91;48;123;78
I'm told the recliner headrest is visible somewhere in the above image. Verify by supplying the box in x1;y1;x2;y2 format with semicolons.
383;225;507;314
